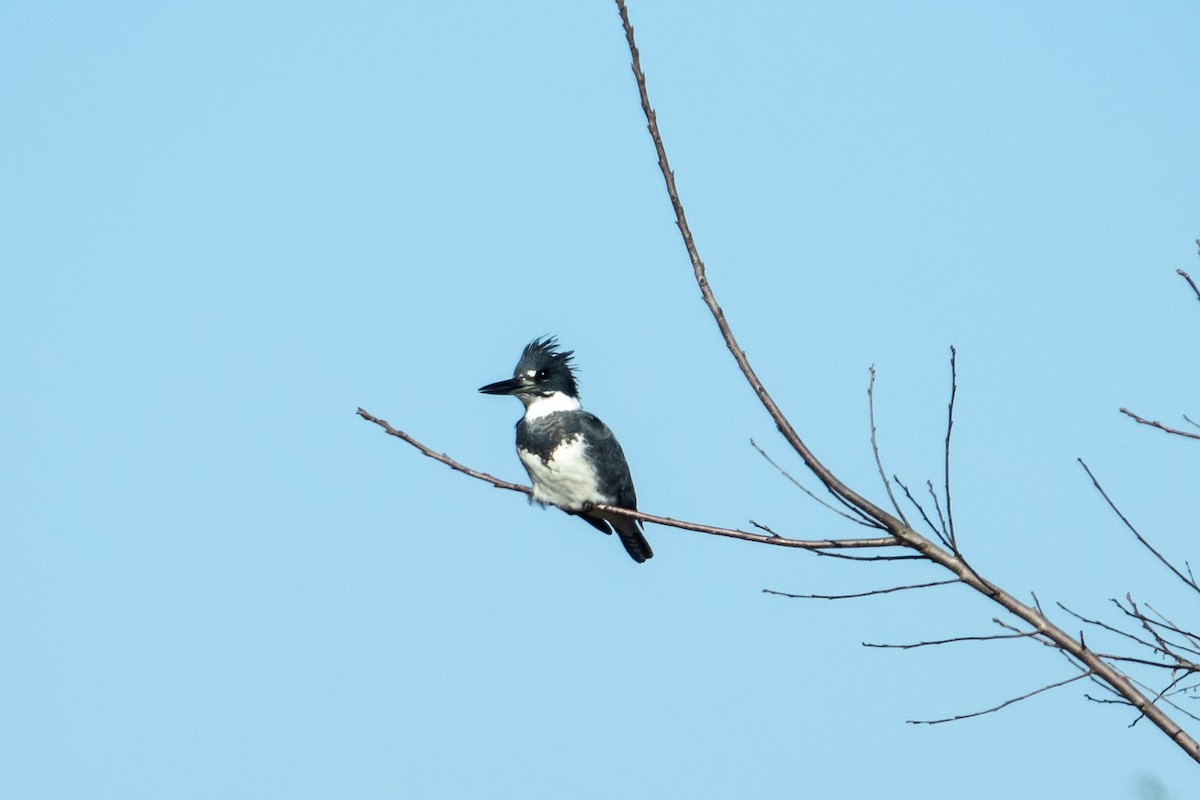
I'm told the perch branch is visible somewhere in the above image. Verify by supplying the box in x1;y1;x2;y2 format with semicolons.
357;408;896;551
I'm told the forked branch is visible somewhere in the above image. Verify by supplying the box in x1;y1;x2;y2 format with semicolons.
612;0;1200;763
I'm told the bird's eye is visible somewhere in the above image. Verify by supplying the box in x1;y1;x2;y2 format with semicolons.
535;368;550;382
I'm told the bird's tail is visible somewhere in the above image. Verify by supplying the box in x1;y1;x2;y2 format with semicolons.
612;517;653;563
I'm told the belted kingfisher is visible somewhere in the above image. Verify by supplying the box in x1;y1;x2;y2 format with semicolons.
479;337;653;563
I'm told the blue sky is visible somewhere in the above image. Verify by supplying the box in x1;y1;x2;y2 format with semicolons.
3;1;1199;797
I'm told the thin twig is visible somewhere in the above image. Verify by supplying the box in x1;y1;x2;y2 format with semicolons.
907;672;1091;725
868;366;909;525
1118;408;1200;441
1078;459;1200;593
1097;653;1200;672
893;475;948;544
807;549;926;562
748;519;782;538
763;578;959;601
944;346;959;552
1121;596;1200;659
863;630;1039;650
1057;601;1162;654
1143;603;1200;653
927;481;950;546
751;440;882;528
1180;266;1200;303
356;407;531;494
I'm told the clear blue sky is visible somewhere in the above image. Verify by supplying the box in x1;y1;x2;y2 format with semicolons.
3;2;1199;797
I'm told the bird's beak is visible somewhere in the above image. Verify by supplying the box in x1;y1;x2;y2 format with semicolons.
479;376;530;395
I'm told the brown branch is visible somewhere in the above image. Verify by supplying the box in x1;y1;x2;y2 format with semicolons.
357;407;897;551
1118;408;1200;441
907;672;1091;725
763;579;959;601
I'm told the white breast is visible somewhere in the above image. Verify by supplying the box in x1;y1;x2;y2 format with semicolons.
519;435;605;511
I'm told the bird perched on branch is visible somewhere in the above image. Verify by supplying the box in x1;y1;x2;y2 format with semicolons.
479;337;653;563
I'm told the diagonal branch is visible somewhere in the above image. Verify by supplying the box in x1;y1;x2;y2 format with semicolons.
614;0;1200;763
1078;459;1200;594
614;0;897;528
357;407;530;493
751;439;882;528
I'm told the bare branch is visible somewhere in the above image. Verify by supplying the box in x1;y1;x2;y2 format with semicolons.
763;578;960;601
614;0;898;527
611;0;1200;762
358;407;897;551
1142;603;1200;653
927;481;950;546
944;346;959;551
863;630;1040;650
806;549;926;563
907;672;1091;725
595;502;898;549
1121;595;1200;659
356;407;531;494
1078;459;1200;594
751;440;882;528
748;519;782;538
1179;264;1200;303
893;475;949;544
1057;601;1162;654
1097;653;1200;672
1127;674;1200;725
1118;407;1200;441
868;366;909;525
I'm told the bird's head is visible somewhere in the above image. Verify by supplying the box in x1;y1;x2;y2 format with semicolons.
479;336;580;406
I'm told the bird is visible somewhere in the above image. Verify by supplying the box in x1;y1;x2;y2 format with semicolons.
479;336;653;563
